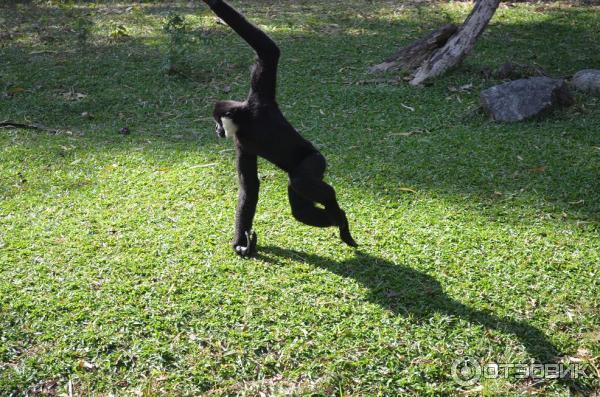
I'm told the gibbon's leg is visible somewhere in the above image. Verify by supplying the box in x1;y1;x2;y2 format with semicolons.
288;153;358;247
288;175;343;224
233;150;259;257
288;186;335;227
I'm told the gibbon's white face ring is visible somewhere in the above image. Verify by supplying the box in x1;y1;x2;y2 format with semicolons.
221;117;238;138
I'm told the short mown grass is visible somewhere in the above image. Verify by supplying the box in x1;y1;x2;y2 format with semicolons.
1;1;599;395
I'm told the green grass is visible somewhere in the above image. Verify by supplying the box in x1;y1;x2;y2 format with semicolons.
1;1;599;395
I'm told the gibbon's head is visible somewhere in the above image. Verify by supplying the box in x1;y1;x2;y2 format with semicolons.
213;100;244;139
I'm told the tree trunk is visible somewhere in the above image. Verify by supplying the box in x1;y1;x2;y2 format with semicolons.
368;24;458;74
409;0;500;85
369;0;501;85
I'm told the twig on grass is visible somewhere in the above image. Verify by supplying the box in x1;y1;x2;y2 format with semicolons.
0;121;76;135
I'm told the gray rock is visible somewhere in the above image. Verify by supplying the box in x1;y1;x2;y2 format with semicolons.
480;77;574;122
571;69;600;96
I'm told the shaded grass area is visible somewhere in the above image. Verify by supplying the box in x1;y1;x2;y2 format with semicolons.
0;1;599;395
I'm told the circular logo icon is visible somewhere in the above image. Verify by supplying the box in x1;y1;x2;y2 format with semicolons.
451;357;482;386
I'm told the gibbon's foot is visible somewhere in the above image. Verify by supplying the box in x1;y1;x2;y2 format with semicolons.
338;212;358;248
234;230;257;258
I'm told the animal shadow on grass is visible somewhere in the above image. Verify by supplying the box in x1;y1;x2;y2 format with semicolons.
257;246;587;389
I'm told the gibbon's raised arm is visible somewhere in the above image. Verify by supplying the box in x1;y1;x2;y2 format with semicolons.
202;0;280;100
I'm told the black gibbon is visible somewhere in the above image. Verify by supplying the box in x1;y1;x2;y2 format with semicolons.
202;0;357;257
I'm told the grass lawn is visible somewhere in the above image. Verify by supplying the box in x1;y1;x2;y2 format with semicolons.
1;0;599;395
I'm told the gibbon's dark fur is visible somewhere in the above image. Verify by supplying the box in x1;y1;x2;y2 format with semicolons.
202;0;357;257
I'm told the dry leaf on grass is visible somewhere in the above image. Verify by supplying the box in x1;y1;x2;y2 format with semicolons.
529;166;546;173
401;103;415;111
60;91;87;101
399;187;417;193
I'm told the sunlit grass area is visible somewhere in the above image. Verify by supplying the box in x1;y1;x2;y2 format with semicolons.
1;1;599;395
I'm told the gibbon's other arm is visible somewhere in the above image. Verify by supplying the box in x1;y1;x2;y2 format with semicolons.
233;150;259;257
201;0;280;101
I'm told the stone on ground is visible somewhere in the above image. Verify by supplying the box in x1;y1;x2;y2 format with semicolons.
480;77;574;122
571;69;600;96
